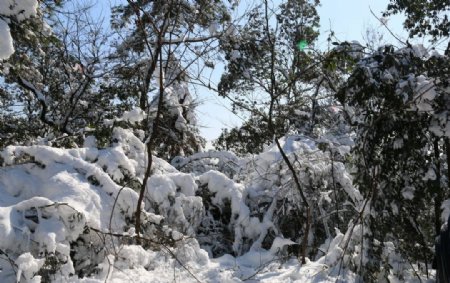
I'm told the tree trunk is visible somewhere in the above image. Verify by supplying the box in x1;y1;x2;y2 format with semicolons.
435;138;443;235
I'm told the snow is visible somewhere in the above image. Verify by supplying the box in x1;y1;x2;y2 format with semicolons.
15;253;45;282
0;0;443;280
0;0;38;20
0;0;39;60
0;127;433;282
117;108;146;124
0;20;14;60
411;75;437;112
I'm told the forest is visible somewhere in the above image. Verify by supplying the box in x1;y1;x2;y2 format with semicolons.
0;0;449;282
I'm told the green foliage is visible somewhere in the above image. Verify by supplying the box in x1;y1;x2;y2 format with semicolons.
217;0;334;153
384;0;450;39
152;95;206;161
214;115;286;155
338;44;445;279
0;2;113;148
108;0;231;161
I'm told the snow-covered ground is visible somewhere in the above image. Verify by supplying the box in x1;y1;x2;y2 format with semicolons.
0;122;434;282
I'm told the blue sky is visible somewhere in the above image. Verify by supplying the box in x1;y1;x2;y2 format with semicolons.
317;0;406;45
197;0;408;142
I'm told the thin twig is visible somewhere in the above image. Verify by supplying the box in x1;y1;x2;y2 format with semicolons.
89;227;203;283
369;7;406;46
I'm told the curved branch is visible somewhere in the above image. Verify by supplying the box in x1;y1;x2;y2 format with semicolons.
17;76;73;135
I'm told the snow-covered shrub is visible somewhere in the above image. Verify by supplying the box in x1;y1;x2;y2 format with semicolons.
0;199;85;282
0;129;195;281
237;136;362;258
195;170;260;257
176;135;362;262
0;122;435;282
0;125;251;280
0;145;135;279
172;150;241;178
144;172;204;236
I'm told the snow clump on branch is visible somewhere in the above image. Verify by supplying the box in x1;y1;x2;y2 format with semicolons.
0;0;39;59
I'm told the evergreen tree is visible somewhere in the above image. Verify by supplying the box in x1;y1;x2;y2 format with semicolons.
107;0;232;160
384;0;450;40
332;2;450;279
108;0;234;239
217;0;345;154
0;1;112;147
150;57;205;160
336;39;450;283
214;115;285;155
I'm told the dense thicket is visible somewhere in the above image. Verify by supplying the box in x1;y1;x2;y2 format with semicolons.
0;0;449;282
